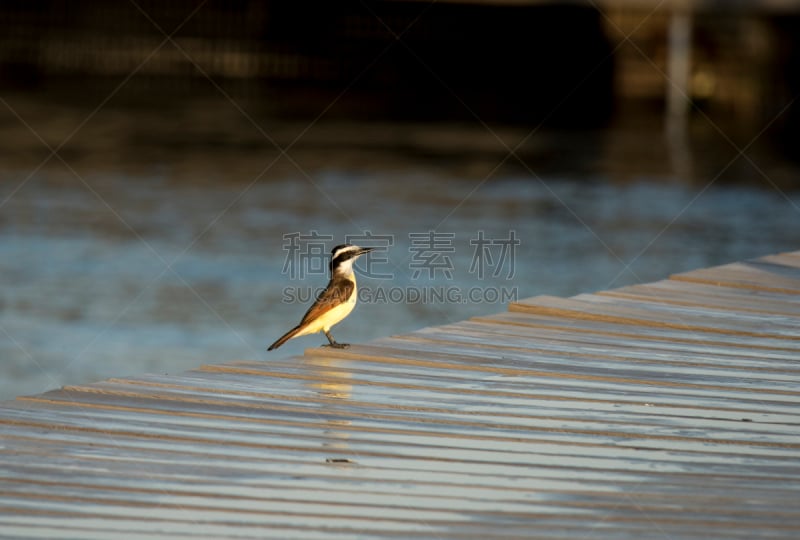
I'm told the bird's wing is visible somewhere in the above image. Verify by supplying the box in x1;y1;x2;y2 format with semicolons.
299;277;354;326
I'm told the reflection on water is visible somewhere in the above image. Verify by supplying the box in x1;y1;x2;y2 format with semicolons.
0;92;799;400
305;357;353;401
304;356;354;462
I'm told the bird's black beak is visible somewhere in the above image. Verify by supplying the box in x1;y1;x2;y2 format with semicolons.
358;247;375;256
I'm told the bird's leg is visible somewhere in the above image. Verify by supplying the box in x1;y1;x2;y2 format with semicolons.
323;330;349;349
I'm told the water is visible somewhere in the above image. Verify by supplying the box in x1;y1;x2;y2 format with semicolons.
1;94;799;400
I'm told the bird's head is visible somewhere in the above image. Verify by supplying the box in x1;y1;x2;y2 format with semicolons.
330;244;374;276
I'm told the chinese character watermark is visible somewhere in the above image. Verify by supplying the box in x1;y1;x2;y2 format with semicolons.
281;231;333;279
280;229;520;283
469;230;520;279
408;231;455;279
345;231;394;279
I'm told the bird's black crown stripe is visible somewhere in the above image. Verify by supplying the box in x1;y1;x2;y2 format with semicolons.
329;245;371;272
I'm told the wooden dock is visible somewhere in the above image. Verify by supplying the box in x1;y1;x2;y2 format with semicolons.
1;251;799;539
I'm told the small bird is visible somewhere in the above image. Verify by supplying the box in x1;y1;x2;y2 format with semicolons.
268;244;374;351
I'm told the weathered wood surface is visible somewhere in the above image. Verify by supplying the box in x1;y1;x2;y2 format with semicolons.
1;252;799;539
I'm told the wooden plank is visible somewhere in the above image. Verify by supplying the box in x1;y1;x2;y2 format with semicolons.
111;368;800;425
473;310;800;351
6;382;799;455
0;416;796;528
0;414;796;536
598;279;800;316
1;250;799;538
467;316;800;372
573;292;800;332
408;320;800;376
509;294;800;340
670;260;800;293
304;340;800;406
761;252;800;268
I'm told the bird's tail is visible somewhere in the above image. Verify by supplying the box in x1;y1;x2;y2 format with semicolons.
268;325;302;351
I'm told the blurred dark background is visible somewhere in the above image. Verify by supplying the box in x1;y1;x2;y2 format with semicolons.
1;0;799;176
4;1;613;124
1;0;799;399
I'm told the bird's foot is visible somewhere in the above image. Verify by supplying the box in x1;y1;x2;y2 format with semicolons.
323;342;350;349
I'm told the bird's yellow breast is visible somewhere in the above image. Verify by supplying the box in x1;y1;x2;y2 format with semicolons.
295;280;357;337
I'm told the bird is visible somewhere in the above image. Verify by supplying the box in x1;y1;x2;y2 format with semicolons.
268;244;374;351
